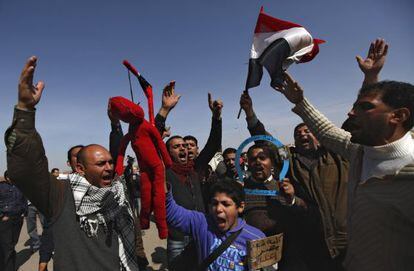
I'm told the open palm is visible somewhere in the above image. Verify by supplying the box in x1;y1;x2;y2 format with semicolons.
18;56;45;110
356;39;388;76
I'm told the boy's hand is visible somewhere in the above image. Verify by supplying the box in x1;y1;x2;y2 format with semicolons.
17;56;45;111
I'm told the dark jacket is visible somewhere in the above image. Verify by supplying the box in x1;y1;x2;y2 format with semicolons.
166;168;205;240
0;180;27;217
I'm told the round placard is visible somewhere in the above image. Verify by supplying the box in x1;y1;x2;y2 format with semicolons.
235;135;289;196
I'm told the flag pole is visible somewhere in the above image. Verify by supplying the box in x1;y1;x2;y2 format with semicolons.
127;70;134;103
236;89;248;119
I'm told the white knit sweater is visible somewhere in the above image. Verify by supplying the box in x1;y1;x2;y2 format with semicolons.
292;98;414;271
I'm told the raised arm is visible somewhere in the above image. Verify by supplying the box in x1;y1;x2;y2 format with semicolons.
165;188;208;236
356;38;388;86
5;56;65;219
275;72;358;160
108;100;124;168
240;91;270;136
194;93;223;174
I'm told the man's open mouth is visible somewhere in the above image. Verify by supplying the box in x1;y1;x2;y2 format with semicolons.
253;167;264;176
178;152;187;162
101;177;112;187
103;175;112;180
298;137;311;146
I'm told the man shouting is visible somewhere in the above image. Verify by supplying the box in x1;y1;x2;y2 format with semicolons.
5;56;139;270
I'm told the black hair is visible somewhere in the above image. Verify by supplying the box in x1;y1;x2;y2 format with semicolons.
51;168;59;173
208;180;245;207
67;145;84;162
293;123;307;134
223;147;237;157
246;144;277;167
359;80;414;130
183;135;198;146
165;135;183;151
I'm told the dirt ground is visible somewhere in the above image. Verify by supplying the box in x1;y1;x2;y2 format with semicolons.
15;217;168;270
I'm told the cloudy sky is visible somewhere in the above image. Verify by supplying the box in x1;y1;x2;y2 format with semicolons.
0;0;413;173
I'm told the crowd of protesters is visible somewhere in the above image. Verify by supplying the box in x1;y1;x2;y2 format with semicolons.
1;38;414;271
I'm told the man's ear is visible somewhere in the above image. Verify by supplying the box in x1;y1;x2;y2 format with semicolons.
390;108;410;126
76;163;86;176
238;201;245;214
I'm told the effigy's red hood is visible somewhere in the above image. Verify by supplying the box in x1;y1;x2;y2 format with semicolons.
109;96;144;124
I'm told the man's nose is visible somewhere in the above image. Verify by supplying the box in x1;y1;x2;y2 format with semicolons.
104;162;113;170
348;107;356;117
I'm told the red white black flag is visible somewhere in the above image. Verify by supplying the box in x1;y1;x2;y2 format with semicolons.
246;7;325;90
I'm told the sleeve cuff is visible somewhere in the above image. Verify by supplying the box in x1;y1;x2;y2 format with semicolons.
155;113;166;123
12;106;36;130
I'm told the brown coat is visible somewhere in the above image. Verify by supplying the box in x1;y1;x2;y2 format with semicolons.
289;148;348;258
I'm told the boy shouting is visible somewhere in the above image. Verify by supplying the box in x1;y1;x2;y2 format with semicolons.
166;180;266;270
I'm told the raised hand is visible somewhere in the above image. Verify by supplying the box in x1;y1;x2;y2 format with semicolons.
208;92;223;119
158;81;181;118
17;56;45;110
356;38;388;84
274;72;304;104
239;91;254;118
161;81;181;111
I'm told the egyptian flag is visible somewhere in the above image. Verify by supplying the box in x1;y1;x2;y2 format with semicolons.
246;7;325;89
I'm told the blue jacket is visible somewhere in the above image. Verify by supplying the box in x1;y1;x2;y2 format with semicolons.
0;180;27;217
166;191;265;271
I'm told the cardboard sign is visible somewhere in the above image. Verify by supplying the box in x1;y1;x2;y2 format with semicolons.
247;233;283;270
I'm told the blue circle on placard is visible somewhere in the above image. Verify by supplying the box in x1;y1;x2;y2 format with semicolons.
235;135;289;194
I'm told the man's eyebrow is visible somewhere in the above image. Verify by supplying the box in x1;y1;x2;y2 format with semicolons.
95;158;113;164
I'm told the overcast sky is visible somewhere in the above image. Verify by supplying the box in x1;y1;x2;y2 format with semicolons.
0;0;413;173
